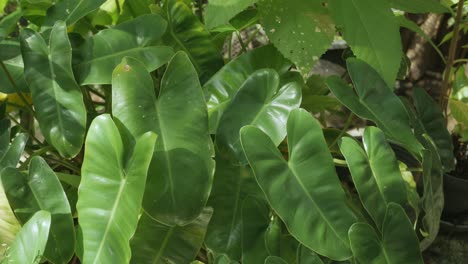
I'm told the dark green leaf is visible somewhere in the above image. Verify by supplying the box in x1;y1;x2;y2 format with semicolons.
21;21;86;158
43;0;107;27
1;157;75;264
130;208;213;264
297;245;324;264
329;0;402;87
265;256;288;264
76;115;157;263
0;40;28;93
240;108;357;260
0;10;22;40
204;45;289;132
163;0;224;82
75;14;173;85
241;197;271;264
216;69;301;164
258;0;335;77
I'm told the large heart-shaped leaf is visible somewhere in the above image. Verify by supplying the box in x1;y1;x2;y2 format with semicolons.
348;203;423;264
20;21;86;158
205;156;262;260
43;0;106;27
329;0;402;87
162;0;224;82
413;87;454;172
76;115;157;264
326;58;423;156
112;52;214;226
130;208;212;264
339;127;407;230
6;210;51;264
258;0;335;77
75;14;174;85
204;45;289;132
1;157;75;264
216;69;301;164
0;40;28;93
240;108;357;260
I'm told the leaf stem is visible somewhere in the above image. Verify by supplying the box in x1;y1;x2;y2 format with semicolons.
0;60;35;116
329;113;354;149
7;113;43;145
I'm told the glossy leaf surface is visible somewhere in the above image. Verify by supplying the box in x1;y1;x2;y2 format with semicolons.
77;115;156;264
240;108;357;260
20;21;86;158
339;127;407;230
1;157;74;264
329;0;402;87
6;210;51;264
259;0;335;77
216;69;301;164
130;208;212;264
349;203;423;264
75;14;173;85
326;59;423;156
204;45;289;132
163;0;223;82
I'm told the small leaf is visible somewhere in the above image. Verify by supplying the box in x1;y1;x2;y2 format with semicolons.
0;40;28;93
21;21;86;158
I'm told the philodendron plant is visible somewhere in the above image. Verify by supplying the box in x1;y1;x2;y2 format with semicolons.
0;0;456;263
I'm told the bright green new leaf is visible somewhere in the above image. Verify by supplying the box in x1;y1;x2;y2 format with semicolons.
413;87;454;172
241;197;271;264
204;45;289;132
265;256;288;264
216;69;301;164
0;40;28;93
329;0;402;87
6;210;51;264
112;52;214;226
348;203;423;264
162;0;224;82
326;59;423;156
205;0;258;29
75;14;174;85
205;156;262;260
130;208;213;264
258;0;335;77
1;157;75;264
339;127;407;230
389;0;449;13
240;108;357;260
20;21;86;158
77;115;157;264
43;0;106;27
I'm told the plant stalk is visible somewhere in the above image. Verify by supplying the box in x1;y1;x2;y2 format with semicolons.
0;60;35;116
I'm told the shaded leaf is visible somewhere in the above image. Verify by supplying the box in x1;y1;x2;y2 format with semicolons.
0;40;28;93
297;245;324;264
240;108;357;260
205;0;258;29
241;197;271;264
76;115;156;264
20;21;86;158
265;256;288;264
43;0;107;27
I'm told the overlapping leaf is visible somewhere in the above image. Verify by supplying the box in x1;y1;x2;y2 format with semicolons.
240;108;357;260
241;198;271;264
20;21;86;158
43;0;106;27
0;40;28;93
1;157;75;264
205;0;258;29
76;115;156;264
389;0;449;13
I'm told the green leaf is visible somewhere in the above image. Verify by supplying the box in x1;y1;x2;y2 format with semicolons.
76;115;157;264
43;0;107;27
301;95;341;113
265;256;288;264
5;210;51;264
75;14;174;85
0;132;28;170
20;0;54;26
204;45;289;132
450;99;468;140
0;10;23;40
162;0;224;82
413;87;454;172
258;0;335;77
0;40;28;93
339;127;407;230
0;178;21;258
130;208;213;264
205;0;258;29
216;69;301;164
419;137;443;250
205;156;262;260
389;0;449;13
1;157;75;264
325;58;423;156
241;197;271;264
348;203;423;264
112;52;214;226
329;0;402;87
240;108;357;260
453;65;468;103
215;254;240;264
20;21;86;158
297;245;324;264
